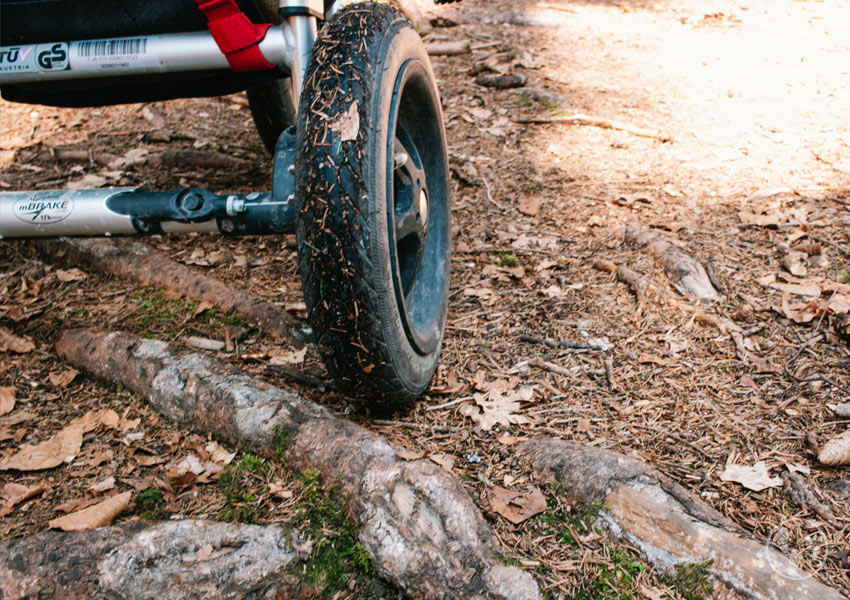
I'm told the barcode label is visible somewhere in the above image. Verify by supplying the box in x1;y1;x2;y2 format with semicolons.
77;38;147;58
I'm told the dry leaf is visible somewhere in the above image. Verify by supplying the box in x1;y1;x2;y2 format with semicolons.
0;422;83;471
517;196;540;216
496;435;524;446
777;294;820;324
460;385;534;431
54;495;101;514
0;326;34;353
179;454;206;475
818;430;850;466
100;409;120;429
89;476;116;493
0;387;15;416
395;447;425;461
781;252;807;277
330;101;359;142
205;441;236;465
269;481;293;499
48;368;78;388
269;347;307;365
1;409;122;471
720;461;782;491
167;466;197;489
489;486;547;524
136;454;167;467
49;491;131;531
0;481;46;514
118;417;141;432
428;452;455;471
55;268;88;282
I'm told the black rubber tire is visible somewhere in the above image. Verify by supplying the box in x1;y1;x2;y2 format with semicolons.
247;78;298;154
294;3;451;408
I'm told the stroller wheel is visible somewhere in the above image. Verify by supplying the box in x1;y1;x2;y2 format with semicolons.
247;77;297;154
294;3;451;408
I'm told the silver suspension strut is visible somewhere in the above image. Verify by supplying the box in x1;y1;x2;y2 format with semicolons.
278;0;322;104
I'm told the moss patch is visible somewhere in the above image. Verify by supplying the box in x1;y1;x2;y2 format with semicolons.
662;560;713;600
297;469;374;597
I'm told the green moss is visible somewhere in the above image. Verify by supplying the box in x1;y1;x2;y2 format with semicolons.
497;554;522;568
239;452;265;474
570;549;644;600
297;469;374;596
538;499;602;547
125;291;197;334
201;308;246;327
217;459;259;523
271;427;291;462
135;487;165;520
492;252;518;267
662;560;713;600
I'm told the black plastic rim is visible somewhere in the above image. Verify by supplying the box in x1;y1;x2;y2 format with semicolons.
386;58;449;356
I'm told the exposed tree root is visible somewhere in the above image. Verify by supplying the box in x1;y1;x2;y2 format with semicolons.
516;113;671;141
621;227;719;299
593;258;669;316
0;519;305;599
54;328;540;600
31;238;305;344
517;438;846;600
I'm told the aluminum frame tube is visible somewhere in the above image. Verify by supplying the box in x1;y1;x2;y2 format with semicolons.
0;25;295;85
286;15;317;104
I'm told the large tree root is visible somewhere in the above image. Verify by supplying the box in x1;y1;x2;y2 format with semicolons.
31;237;305;344
621;227;719;299
0;519;306;599
517;438;846;600
54;328;540;600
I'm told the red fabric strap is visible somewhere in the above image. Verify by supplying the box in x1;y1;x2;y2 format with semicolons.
194;0;273;72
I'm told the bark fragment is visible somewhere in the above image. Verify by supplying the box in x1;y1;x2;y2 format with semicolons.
621;227;719;299
0;519;304;600
517;437;846;600
31;237;305;343
55;328;540;600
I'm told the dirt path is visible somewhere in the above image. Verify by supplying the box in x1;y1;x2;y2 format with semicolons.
1;0;849;597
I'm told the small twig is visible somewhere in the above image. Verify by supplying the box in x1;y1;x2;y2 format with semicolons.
425;396;473;411
632;423;712;458
477;177;506;211
528;357;571;378
372;419;456;433
519;334;609;352
266;364;340;394
604;356;616;391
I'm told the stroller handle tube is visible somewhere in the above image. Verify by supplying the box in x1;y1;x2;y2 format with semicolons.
0;25;295;85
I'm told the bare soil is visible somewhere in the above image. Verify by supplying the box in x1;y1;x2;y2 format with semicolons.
2;0;849;598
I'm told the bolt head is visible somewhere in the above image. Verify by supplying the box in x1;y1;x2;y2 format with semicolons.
418;189;428;225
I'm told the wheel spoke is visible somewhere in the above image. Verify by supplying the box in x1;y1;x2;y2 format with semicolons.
395;203;424;242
